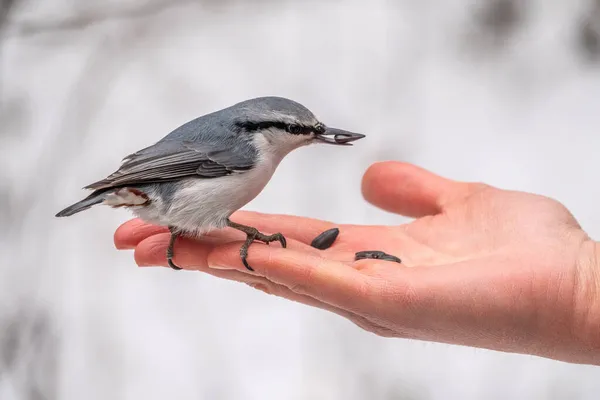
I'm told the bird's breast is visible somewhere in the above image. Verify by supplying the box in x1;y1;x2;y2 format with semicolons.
156;157;279;235
221;157;278;209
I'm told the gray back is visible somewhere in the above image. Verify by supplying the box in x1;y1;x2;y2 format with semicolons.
160;96;319;144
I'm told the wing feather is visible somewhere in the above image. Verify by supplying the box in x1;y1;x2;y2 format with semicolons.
85;133;257;190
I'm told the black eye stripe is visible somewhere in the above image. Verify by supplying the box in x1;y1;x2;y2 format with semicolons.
235;121;288;132
236;121;317;135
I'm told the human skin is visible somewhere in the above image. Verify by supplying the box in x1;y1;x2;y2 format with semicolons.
114;161;600;365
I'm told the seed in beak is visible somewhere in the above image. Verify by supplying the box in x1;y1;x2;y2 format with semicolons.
315;128;366;145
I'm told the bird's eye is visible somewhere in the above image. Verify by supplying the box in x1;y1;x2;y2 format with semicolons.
288;125;303;135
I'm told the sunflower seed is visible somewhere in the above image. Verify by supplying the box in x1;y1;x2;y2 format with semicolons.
355;250;402;264
310;228;340;250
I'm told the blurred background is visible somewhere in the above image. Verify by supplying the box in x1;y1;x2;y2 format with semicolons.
1;0;600;399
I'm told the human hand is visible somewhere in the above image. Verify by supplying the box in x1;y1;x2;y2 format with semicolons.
114;161;600;365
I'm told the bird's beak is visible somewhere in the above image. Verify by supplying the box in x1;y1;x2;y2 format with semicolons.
314;127;366;146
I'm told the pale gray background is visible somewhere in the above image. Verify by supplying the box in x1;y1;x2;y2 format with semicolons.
1;0;600;399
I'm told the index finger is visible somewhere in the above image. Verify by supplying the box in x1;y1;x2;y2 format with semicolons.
114;211;339;250
114;219;169;249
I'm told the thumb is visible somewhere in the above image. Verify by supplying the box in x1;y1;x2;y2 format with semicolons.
361;161;473;218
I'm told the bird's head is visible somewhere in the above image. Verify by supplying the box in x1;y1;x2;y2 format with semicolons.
228;96;365;156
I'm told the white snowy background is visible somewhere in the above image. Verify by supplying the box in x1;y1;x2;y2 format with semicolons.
1;0;600;399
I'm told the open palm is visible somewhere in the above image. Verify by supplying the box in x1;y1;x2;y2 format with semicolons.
115;161;600;365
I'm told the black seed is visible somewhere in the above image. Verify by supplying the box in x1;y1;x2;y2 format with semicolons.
355;251;402;264
310;228;340;250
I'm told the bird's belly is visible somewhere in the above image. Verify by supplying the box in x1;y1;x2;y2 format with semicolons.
136;161;276;236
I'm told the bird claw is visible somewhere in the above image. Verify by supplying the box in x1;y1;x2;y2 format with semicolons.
241;256;255;272
168;258;183;270
276;233;287;248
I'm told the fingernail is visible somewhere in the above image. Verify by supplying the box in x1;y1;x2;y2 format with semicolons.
208;264;234;270
115;242;134;250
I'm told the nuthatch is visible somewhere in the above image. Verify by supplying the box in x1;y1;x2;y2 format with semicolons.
56;97;365;270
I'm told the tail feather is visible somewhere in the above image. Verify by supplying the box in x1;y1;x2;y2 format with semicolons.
55;191;107;217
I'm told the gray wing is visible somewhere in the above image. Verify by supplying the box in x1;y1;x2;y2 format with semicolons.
84;134;257;191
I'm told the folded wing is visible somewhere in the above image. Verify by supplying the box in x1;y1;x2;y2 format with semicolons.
84;136;257;191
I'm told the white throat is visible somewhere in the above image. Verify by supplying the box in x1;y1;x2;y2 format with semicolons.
254;128;313;164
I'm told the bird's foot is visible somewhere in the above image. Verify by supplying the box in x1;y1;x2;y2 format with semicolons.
254;231;287;248
227;219;287;271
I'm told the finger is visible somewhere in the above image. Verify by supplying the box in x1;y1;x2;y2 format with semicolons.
361;161;473;218
204;267;382;333
206;268;344;312
241;277;395;337
134;235;391;334
131;236;376;330
114;218;169;249
132;234;361;320
134;240;391;335
134;233;212;269
134;233;318;269
114;219;249;251
115;211;338;251
207;244;372;314
229;210;338;245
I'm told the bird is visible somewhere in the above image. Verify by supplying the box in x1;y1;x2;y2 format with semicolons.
55;96;365;271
